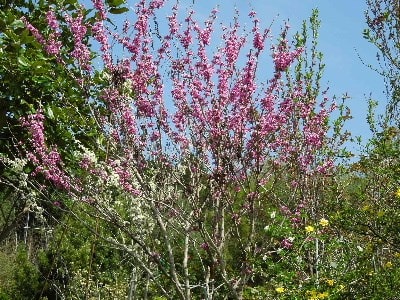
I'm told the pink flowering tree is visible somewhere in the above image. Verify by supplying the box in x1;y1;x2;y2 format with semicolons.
19;1;349;298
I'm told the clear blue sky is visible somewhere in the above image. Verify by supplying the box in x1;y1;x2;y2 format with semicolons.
86;0;387;154
256;1;387;142
187;1;387;151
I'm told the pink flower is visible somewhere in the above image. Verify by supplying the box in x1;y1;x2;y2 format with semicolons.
92;21;111;67
281;238;293;249
20;112;73;191
149;0;164;9
92;0;107;20
64;11;91;70
200;242;209;250
45;34;62;55
46;10;59;31
248;10;257;18
316;159;334;175
21;17;46;45
272;47;303;71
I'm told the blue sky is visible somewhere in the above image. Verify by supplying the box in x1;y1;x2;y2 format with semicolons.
259;1;387;140
186;1;387;150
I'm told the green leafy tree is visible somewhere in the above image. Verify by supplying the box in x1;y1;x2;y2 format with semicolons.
364;0;400;119
0;0;114;243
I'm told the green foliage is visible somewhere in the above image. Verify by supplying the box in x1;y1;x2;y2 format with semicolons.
12;246;41;299
36;204;131;299
0;0;111;160
0;0;109;246
364;0;400;118
0;204;132;299
341;122;400;250
0;249;15;298
325;102;400;299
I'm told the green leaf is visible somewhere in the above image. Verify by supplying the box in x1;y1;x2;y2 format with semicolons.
17;56;30;67
20;30;35;44
107;0;125;7
363;29;370;40
46;106;54;119
108;7;129;14
65;3;78;11
11;19;25;29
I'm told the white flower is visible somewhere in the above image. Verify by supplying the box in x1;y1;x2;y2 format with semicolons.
122;78;133;94
83;149;97;164
12;158;27;172
262;254;268;261
3;157;27;172
107;171;120;187
100;70;112;81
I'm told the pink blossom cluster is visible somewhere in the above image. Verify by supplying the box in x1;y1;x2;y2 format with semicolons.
21;0;341;210
156;5;333;180
91;0;107;20
45;11;63;56
22;16;62;58
23;8;92;69
249;10;269;51
46;10;59;31
280;238;293;249
109;159;141;196
20;111;72;190
280;204;303;226
272;47;303;72
91;21;112;68
64;11;91;71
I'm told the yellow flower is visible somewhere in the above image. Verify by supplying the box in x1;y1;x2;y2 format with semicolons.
306;290;317;297
306;289;329;299
275;287;285;293
319;218;329;227
318;292;329;299
362;204;371;212
305;225;315;233
326;279;335;286
396;188;400;198
385;261;393;268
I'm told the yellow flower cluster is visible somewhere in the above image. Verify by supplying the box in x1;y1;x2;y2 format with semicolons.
319;218;329;227
396;188;400;198
305;218;329;234
306;290;329;300
326;279;335;286
385;261;393;268
305;225;315;233
275;286;285;293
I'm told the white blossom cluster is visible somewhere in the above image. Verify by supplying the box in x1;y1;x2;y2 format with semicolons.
1;156;28;172
1;156;29;188
73;142;98;164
